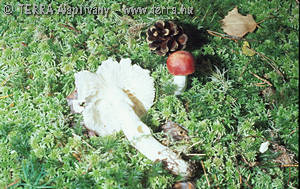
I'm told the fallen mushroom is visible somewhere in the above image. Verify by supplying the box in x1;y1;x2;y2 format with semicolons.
71;58;194;178
166;51;195;95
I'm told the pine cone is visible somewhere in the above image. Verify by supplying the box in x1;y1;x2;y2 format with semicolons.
146;20;188;56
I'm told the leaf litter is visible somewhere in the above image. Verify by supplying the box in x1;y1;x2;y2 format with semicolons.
221;7;258;38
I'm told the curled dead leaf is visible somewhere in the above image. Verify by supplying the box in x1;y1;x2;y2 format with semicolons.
242;41;256;56
221;7;258;38
162;121;190;142
272;143;297;165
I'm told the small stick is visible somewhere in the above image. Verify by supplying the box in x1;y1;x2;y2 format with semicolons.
255;51;285;80
72;152;81;161
1;71;17;87
59;23;81;33
290;129;298;135
186;153;206;156
207;30;241;41
241;155;259;167
187;141;202;150
249;71;273;87
244;135;265;140
184;101;189;113
257;15;276;25
245;174;252;189
72;133;96;150
214;174;220;189
239;61;251;79
0;94;13;99
201;160;211;187
240;43;285;81
287;185;297;189
287;167;291;186
6;179;19;189
201;5;211;23
235;166;243;187
246;174;251;182
255;83;267;87
280;164;298;168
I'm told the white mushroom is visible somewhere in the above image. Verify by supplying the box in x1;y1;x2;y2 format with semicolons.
71;58;193;178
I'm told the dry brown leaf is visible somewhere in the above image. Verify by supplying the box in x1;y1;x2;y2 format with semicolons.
162;120;190;142
272;143;297;165
221;7;258;38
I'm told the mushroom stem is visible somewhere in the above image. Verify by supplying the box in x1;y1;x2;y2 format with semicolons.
173;75;187;95
116;103;193;178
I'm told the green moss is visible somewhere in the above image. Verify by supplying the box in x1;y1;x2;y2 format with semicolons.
0;0;298;188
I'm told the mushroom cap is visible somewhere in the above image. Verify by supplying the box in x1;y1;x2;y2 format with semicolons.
96;58;155;111
73;58;155;136
166;51;195;76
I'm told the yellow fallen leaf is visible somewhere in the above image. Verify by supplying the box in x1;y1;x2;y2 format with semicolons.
221;7;258;38
242;41;256;56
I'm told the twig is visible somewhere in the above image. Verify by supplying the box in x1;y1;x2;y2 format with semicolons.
214;174;220;189
290;128;298;135
6;179;19;189
1;71;17;87
249;71;273;87
241;155;259;167
287;167;291;186
72;152;81;161
239;43;285;81
0;94;13;99
239;61;251;79
255;83;267;87
201;5;211;23
246;174;251;182
207;30;241;42
59;23;81;33
257;15;276;25
187;141;202;150
244;174;252;189
255;51;286;80
184;101;190;113
72;133;95;150
186;153;206;156
238;171;242;187
280;164;298;168
201;160;211;187
235;165;243;187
